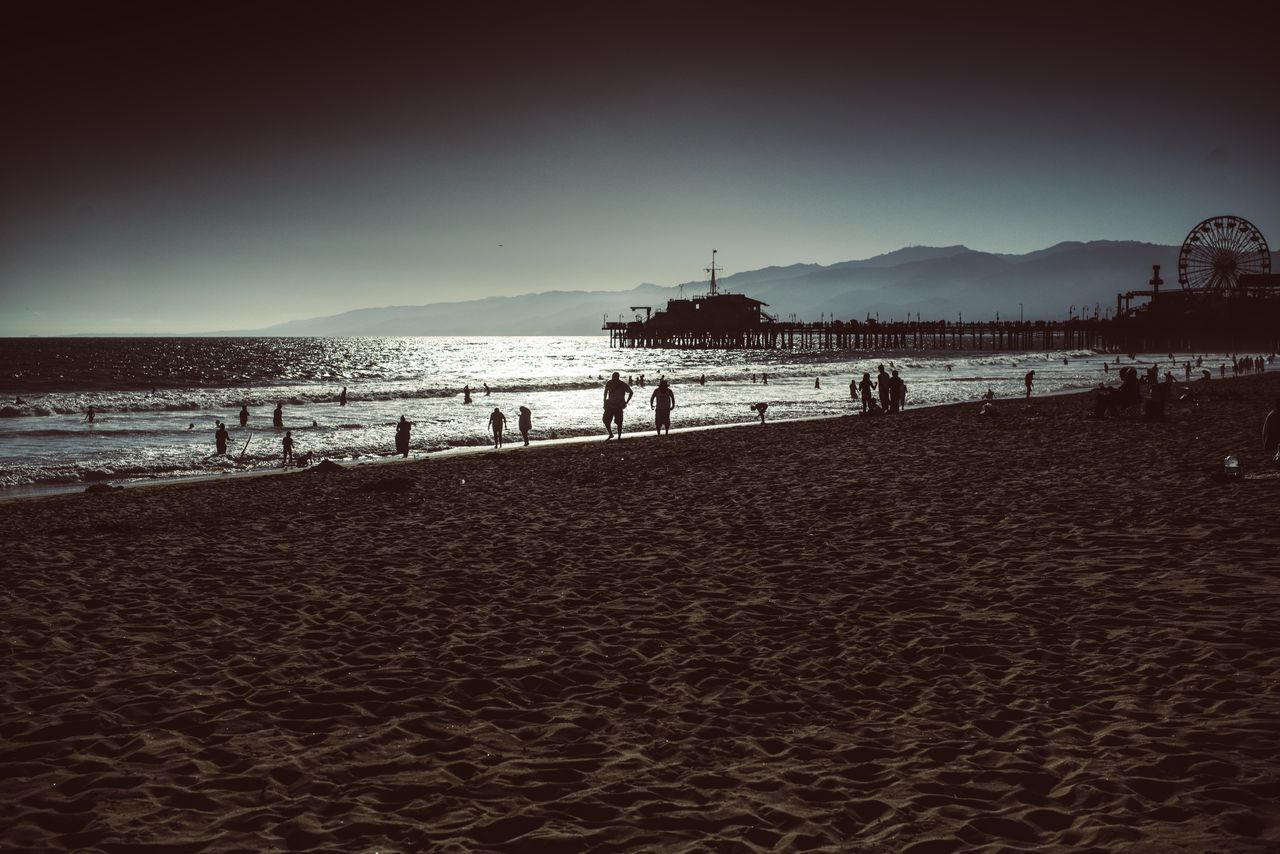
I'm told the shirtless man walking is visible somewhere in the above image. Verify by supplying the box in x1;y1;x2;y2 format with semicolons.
603;372;634;440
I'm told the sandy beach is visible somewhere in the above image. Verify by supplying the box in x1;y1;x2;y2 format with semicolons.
3;373;1279;852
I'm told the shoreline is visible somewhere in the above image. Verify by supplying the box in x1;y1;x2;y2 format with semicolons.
0;379;1141;504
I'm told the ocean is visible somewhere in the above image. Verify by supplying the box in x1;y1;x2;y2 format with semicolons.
0;336;1220;495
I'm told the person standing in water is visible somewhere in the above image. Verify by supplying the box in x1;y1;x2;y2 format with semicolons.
273;402;283;428
488;407;506;448
858;372;875;413
814;376;821;389
239;404;249;427
518;406;532;446
85;405;96;424
650;378;675;436
282;430;294;465
215;421;229;455
484;383;491;396
1024;370;1035;399
395;415;411;457
462;385;472;404
339;387;347;406
876;364;891;411
602;372;633;440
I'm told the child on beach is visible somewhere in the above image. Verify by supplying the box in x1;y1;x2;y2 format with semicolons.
282;430;294;465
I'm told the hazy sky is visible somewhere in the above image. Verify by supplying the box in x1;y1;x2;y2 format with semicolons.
3;2;1276;334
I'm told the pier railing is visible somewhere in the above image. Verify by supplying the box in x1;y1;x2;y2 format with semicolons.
604;315;1280;352
603;319;1108;351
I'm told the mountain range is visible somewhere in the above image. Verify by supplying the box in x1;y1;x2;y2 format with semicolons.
234;240;1179;336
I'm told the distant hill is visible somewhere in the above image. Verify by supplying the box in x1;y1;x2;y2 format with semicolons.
227;240;1179;335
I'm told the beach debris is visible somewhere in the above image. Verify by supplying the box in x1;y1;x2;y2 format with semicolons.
1222;455;1243;479
312;459;344;473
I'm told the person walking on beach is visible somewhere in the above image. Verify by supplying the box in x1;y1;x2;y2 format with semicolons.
603;372;633;440
282;430;294;465
650;378;675;436
395;415;411;457
876;365;891;411
488;407;506;448
1024;370;1035;399
463;385;472;404
1264;397;1280;466
239;404;249;427
518;405;532;446
339;387;347;406
273;402;283;428
858;372;875;412
215;421;229;455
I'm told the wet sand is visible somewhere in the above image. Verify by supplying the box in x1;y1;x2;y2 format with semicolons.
3;373;1279;851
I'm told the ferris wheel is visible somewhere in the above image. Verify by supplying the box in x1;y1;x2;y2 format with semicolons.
1177;215;1271;292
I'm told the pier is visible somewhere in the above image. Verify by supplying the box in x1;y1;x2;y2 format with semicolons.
604;318;1108;351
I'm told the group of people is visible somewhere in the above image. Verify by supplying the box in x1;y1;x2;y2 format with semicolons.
851;364;908;414
601;372;676;439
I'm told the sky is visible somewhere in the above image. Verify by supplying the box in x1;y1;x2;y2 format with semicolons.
2;1;1277;335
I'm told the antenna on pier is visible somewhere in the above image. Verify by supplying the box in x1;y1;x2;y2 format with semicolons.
705;249;723;296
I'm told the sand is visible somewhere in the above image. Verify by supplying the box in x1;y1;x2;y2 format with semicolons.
3;373;1279;852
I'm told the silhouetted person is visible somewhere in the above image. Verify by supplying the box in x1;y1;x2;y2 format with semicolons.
339;386;347;406
762;373;768;385
876;365;891;410
983;387;996;401
282;430;294;465
814;376;821;389
752;402;768;424
699;374;706;386
518;406;532;446
1024;370;1035;399
651;378;675;435
1104;362;1109;373
215;421;229;455
395;415;410;457
603;372;633;440
84;405;97;424
752;373;757;384
1264;397;1280;465
239;404;249;427
273;402;283;428
1184;363;1192;381
858;372;874;412
888;370;906;413
463;385;472;404
484;383;491;396
488;407;506;448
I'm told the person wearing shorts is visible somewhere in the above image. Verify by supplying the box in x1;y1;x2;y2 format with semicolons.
650;378;675;436
603;372;633;440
